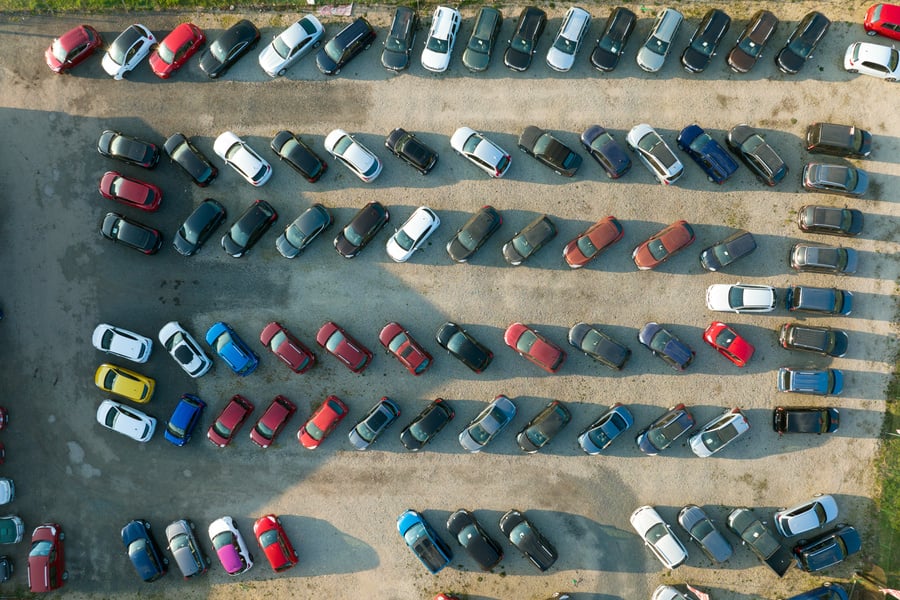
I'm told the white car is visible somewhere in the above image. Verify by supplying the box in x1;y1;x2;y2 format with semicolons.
258;15;324;77
91;323;153;363
213;131;273;187
102;24;156;79
773;494;839;537
96;399;157;442
421;6;461;72
652;586;701;600
208;516;254;575
323;129;383;182
636;8;683;72
630;505;688;569
844;41;900;81
546;7;592;72
386;206;441;262
706;283;776;313
0;478;14;506
626;124;684;185
450;127;511;178
158;321;212;378
689;407;750;457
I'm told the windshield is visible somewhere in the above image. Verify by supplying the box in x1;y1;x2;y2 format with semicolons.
426;36;449;54
737;37;762;58
394;229;416;251
689;133;713;154
646;36;669;56
157;41;176;64
647;239;669;260
272;36;292;59
552;36;577;55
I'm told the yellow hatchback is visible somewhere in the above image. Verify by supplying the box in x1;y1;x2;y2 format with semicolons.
94;363;155;404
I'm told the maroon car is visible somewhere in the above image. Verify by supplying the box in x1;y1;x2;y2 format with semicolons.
45;24;103;73
504;322;567;374
149;22;206;78
297;395;349;449
207;395;254;447
259;321;315;374
250;395;296;449
98;171;162;212
378;322;433;376
27;523;66;593
632;220;695;270
563;216;624;268
316;321;373;373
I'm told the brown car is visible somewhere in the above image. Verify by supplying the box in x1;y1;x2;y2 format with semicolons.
563;216;624;268
632;220;695;270
727;10;778;73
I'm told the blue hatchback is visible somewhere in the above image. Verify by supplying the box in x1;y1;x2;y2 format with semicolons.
677;124;739;184
397;509;452;574
205;322;259;376
165;394;206;446
121;519;168;582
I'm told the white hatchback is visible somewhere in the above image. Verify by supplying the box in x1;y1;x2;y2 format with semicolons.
92;323;153;363
706;283;777;313
421;6;461;72
630;505;688;569
324;129;383;182
386;206;441;262
214;131;273;187
96;399;157;442
844;41;900;81
450;127;511;178
208;516;254;575
158;321;213;378
102;24;156;79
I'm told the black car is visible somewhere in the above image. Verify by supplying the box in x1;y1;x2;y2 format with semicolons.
221;199;277;258
381;7;418;71
317;17;376;75
793;525;861;573
399;398;454;451
773;406;840;434
590;7;637;72
348;396;401;450
446;205;502;263
0;556;11;584
681;9;731;72
775;11;831;74
164;133;218;186
462;7;503;72
121;519;168;583
100;212;163;255
173;199;226;256
798;205;863;237
199;19;260;78
806;123;872;159
504;6;547;71
635;403;695;455
333;201;390;258
638;322;695;371
516;401;571;453
779;323;849;358
698;229;757;271
727;508;794;577
580;125;631;178
790;243;858;274
384;128;438;174
726;125;788;186
727;10;779;73
502;214;557;266
567;322;631;370
98;130;159;169
518;126;582;177
435;322;493;373
446;509;503;571
498;509;557;571
276;203;333;259
270;131;327;183
786;286;853;316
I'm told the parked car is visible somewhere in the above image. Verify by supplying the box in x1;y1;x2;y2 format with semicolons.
208;516;253;575
45;24;102;73
207;395;254;447
706;283;777;313
580;126;631;178
802;163;868;197
92;323;152;363
806;122;872;158
689;407;750;457
844;40;900;80
435;322;493;373
786;286;853;316
102;24;156;79
793;525;861;572
94;363;155;404
27;523;66;592
260;321;315;373
577;403;634;454
703;321;755;367
626;124;684;185
446;205;502;262
221;199;278;257
787;586;849;600
121;519;168;582
100;212;162;255
199;19;260;78
275;203;332;259
98;130;159;168
258;14;324;77
636;8;683;72
638;322;695;371
99;171;161;212
96;400;156;442
458;395;517;452
546;7;591;71
499;509;557;571
149;22;205;78
0;479;10;505
677;505;732;563
590;7;636;71
681;9;731;72
516;400;571;453
270;131;327;183
676;124;738;184
630;505;687;569
421;6;461;72
777;368;843;396
384;128;438;174
790;244;858;274
773;406;840;434
779;323;849;357
564;216;624;269
386;206;441;262
297;395;349;449
776;11;830;74
518;126;583;176
316;17;376;75
400;398;455;451
865;3;900;40
567;322;630;370
798;205;864;237
632;220;695;270
502;214;557;266
165;394;206;446
253;514;298;572
504;322;566;373
316;321;373;373
727;10;779;73
726;125;788;186
334;200;390;258
379;322;432;375
164;133;218;187
462;7;503;72
214;131;272;187
165;519;209;578
158;321;212;378
636;404;695;455
206;322;259;376
727;508;794;576
446;509;503;571
652;586;706;600
250;395;296;448
0;516;24;545
397;510;453;574
450;127;511;178
381;7;418;71
324;129;382;182
774;494;839;537
348;397;401;450
504;7;547;71
698;229;757;271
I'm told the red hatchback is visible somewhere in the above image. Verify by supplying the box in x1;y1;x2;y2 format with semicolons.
703;321;755;367
99;171;162;212
504;322;567;374
378;322;433;375
27;523;66;593
632;220;695;270
254;514;298;572
149;23;206;78
865;4;900;41
250;395;296;449
259;321;315;374
563;216;625;268
45;24;103;73
207;395;254;447
297;395;348;449
316;321;372;373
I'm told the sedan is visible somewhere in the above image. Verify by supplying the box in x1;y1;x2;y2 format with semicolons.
504;7;547;71
384;128;438;174
563;216;624;268
790;244;858;275
626;124;684;185
100;212;162;255
208;516;253;576
502;214;557;266
725;124;788;186
698;229;757;272
98;130;159;169
636;404;695;455
221;199;278;258
504;322;566;373
27;524;66;593
323;129;382;182
316;321;372;373
250;395;297;448
676;124;738;184
577;403;634;454
462;7;503;72
276;204;333;259
400;398;455;451
518;126;583;176
706;283;777;313
677;505;733;563
316;17;377;75
99;171;161;212
297;395;348;449
802;163;868;197
446;509;503;571
253;515;298;572
397;510;453;574
636;8;683;72
421;6;461;72
96;400;156;443
798;205;864;237
639;322;695;371
689;407;750;457
516;401;571;453
45;24;102;73
164;133;218;187
270;131;327;183
727;10;779;73
703;321;755;367
149;23;206;78
793;525;861;573
632;220;695;270
629;505;688;569
334;201;390;258
258;15;324;77
776;11;831;74
498;509;557;571
164;394;206;447
382;6;418;71
260;321;315;373
207;395;254;447
568;322;631;370
458;394;517;452
199;19;260;78
214;131;272;186
173;199;226;257
773;406;840;435
94;363;154;404
379;322;432;376
158;321;212;378
546;6;591;72
446;205;502;262
435;322;493;373
92;323;153;363
680;9;730;72
121;519;168;583
348;397;401;450
386;206;441;262
450;127;511;178
590;7;636;71
101;24;156;79
774;494;838;537
580;125;631;178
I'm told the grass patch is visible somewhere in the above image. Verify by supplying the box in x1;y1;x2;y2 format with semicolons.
877;342;900;585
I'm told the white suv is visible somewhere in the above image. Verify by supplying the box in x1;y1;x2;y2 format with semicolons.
546;7;592;71
421;6;461;72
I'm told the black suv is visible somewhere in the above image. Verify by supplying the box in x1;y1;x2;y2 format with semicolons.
384;128;438;174
779;323;849;357
775;11;831;74
726;124;788;186
504;6;547;71
699;230;757;271
727;10;779;73
681;9;731;72
590;7;637;72
381;7;418;71
462;7;503;72
797;205;863;237
786;285;853;316
317;17;376;75
806;122;872;158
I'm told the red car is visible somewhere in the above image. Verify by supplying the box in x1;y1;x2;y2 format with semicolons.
504;322;567;374
99;171;162;212
316;321;372;373
632;220;696;270
149;22;206;78
27;523;66;593
207;395;254;447
865;4;900;41
253;514;298;572
297;395;348;449
563;216;625;268
45;24;103;73
250;395;296;449
703;321;755;367
259;321;315;374
378;322;433;376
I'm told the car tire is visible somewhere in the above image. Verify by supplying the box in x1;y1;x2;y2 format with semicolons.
59;532;65;540
62;571;69;580
278;68;286;76
866;30;877;36
145;522;150;529
847;68;858;73
887;77;896;82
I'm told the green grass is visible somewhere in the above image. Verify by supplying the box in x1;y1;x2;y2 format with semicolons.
878;347;900;585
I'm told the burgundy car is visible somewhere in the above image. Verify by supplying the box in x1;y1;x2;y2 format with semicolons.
254;514;298;572
250;395;296;449
27;523;66;593
563;216;624;268
207;395;254;447
504;322;567;374
297;395;349;449
99;171;162;212
379;322;433;376
259;321;315;374
149;23;206;78
632;220;695;270
45;25;103;73
316;321;373;373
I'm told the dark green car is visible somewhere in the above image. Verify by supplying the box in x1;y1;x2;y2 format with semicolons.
463;7;503;72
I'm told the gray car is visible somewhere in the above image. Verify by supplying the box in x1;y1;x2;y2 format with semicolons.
777;368;843;396
790;244;858;274
677;504;733;563
636;8;683;72
462;7;503;72
165;519;209;578
786;286;853;316
348;397;401;450
458;394;517;452
802;163;868;197
502;215;557;265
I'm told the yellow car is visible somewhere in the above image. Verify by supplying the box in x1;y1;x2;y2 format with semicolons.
94;363;155;404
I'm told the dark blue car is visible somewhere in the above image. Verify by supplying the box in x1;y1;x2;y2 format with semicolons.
786;584;849;600
396;509;452;574
165;394;206;446
676;124;739;184
205;322;259;376
121;519;168;582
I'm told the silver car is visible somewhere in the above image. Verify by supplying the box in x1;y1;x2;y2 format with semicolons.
166;519;209;578
458;394;517;452
546;7;591;72
636;8;683;72
677;504;733;563
258;15;324;77
773;494;838;537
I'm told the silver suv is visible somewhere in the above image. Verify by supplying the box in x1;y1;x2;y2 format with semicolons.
637;8;683;72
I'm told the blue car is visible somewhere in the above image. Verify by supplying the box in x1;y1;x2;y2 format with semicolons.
676;124;739;184
121;519;168;582
205;322;259;376
786;584;849;600
577;403;634;454
165;394;206;446
396;509;452;574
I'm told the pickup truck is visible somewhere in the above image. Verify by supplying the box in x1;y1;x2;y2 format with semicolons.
727;507;794;577
779;323;849;357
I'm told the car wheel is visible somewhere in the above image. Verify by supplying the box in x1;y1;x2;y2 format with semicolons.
278;68;286;76
707;175;714;182
62;571;69;580
866;30;877;36
59;532;65;540
145;522;150;529
887;77;896;82
189;522;195;530
163;557;169;564
847;68;858;73
315;40;322;47
365;43;371;50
